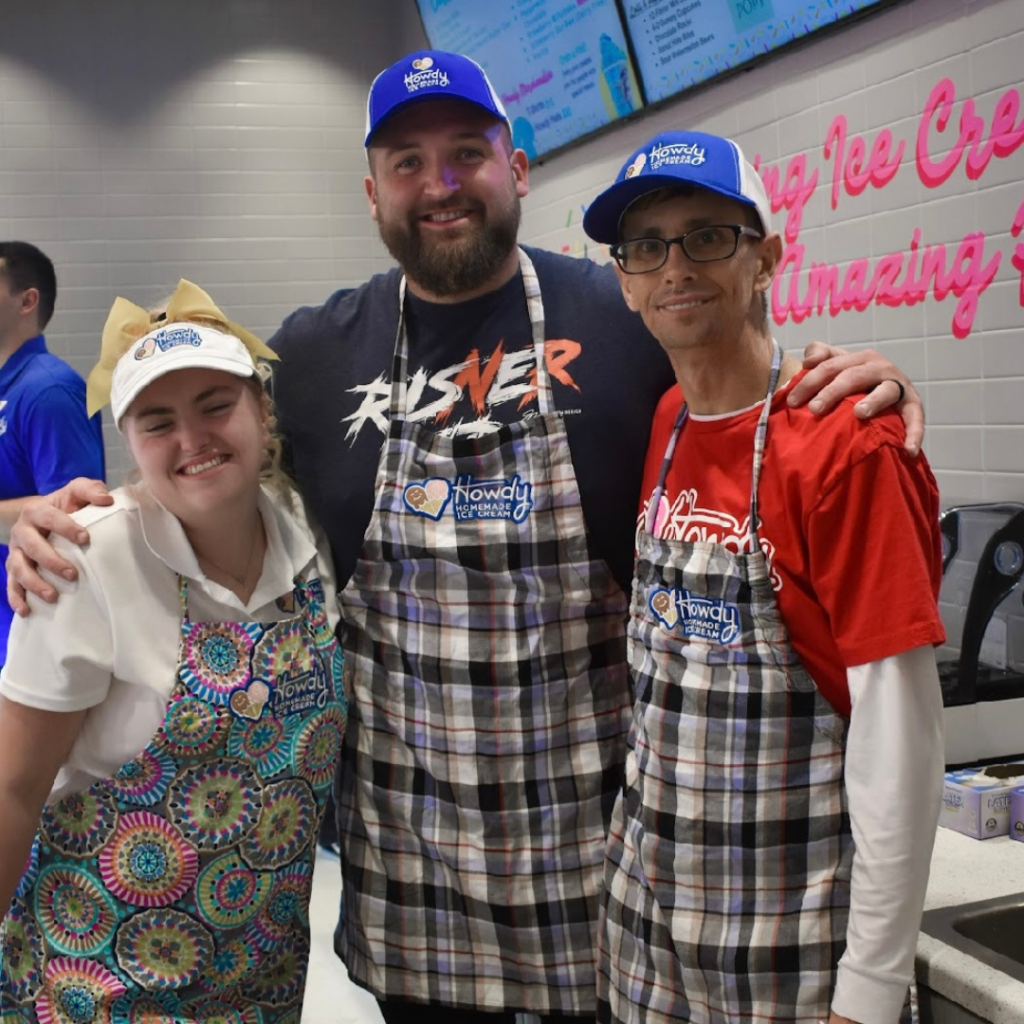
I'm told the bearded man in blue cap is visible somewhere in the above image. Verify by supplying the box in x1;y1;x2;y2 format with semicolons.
584;132;946;1024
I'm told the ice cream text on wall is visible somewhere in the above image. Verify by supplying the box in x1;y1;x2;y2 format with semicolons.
755;77;1024;339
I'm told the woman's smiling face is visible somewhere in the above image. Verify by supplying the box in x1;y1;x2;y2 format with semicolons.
123;367;267;528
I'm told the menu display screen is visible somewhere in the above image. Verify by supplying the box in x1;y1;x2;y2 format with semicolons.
415;1;898;156
414;0;642;159
623;0;893;104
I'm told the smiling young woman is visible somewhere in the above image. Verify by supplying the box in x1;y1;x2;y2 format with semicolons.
0;281;347;1021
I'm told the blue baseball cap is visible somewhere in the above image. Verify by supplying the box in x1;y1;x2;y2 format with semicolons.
365;50;511;147
583;131;772;244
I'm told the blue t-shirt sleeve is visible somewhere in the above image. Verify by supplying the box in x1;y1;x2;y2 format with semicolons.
22;383;106;493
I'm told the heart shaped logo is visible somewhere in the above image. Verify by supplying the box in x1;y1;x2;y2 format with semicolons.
412;57;434;71
625;152;647;179
403;478;451;520
229;680;270;720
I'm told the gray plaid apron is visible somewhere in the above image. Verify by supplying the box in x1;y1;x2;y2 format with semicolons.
336;249;631;1013
598;341;854;1024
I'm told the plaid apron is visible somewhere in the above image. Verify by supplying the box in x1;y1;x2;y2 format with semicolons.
598;342;854;1024
0;573;346;1023
336;249;631;1013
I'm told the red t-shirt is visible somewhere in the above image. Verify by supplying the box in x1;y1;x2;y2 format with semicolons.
638;371;945;716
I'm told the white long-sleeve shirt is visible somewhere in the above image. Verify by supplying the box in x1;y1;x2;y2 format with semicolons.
832;645;945;1023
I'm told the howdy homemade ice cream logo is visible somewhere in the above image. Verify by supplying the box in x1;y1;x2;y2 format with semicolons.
135;326;203;360
649;586;740;644
649;141;707;170
452;474;533;523
269;664;330;717
403;474;534;523
405;56;450;93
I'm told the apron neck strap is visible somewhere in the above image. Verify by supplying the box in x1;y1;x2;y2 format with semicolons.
389;248;552;418
747;338;782;549
645;338;783;552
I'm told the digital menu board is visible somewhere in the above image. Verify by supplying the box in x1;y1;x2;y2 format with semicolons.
415;0;642;159
623;0;894;104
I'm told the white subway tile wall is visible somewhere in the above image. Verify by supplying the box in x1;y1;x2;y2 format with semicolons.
0;0;428;482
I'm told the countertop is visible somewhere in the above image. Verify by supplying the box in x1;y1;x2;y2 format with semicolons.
918;828;1024;1022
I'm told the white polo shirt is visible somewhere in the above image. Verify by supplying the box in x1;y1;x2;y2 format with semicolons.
0;483;339;801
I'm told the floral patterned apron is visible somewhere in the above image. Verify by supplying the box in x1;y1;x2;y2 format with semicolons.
1;572;346;1024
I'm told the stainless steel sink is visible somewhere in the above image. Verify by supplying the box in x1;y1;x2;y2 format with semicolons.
921;893;1024;985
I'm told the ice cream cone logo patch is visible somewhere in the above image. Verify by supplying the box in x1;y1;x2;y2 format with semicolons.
135;326;204;360
134;337;158;360
229;680;270;720
649;585;741;644
649;588;678;629
405;57;449;93
625;153;646;179
404;478;452;520
403;474;534;523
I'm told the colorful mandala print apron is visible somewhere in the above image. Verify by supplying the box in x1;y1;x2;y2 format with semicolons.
336;249;631;1014
598;343;855;1024
0;573;347;1024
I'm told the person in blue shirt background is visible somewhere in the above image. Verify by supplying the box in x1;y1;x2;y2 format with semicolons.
0;241;105;665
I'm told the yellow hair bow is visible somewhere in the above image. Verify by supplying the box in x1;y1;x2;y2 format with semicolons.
86;279;278;416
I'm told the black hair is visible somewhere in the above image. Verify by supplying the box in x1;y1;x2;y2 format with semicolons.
0;241;57;329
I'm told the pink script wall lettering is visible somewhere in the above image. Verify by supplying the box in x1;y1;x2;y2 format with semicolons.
760;77;1024;340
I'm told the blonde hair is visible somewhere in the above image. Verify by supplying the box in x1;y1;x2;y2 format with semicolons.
252;360;296;507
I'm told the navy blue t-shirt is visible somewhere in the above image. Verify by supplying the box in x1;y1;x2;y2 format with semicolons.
270;248;674;597
0;336;106;664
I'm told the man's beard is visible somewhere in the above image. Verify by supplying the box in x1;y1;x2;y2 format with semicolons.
376;192;521;298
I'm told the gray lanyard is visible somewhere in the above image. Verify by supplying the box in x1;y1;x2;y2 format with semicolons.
645;339;783;553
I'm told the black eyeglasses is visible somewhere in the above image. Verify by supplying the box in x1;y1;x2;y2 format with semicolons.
610;224;763;274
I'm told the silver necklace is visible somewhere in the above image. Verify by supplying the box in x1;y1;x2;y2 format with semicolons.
198;529;264;588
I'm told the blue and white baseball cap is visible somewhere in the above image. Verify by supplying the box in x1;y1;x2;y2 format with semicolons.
365;50;510;147
583;131;772;244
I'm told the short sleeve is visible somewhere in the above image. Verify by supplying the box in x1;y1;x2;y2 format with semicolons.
806;440;945;667
22;384;106;494
0;535;114;712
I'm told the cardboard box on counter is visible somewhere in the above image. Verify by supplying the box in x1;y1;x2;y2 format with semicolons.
940;763;1024;839
1009;788;1024;843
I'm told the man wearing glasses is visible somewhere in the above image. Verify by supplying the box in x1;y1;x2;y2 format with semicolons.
583;131;946;1024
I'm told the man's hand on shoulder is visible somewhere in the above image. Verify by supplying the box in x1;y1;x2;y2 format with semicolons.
788;342;924;456
5;478;112;615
